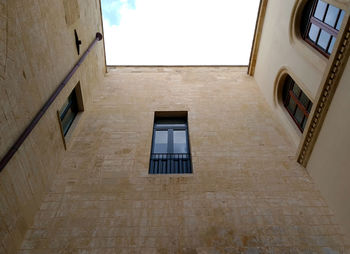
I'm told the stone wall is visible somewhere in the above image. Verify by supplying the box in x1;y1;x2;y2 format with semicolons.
19;67;347;253
0;0;105;253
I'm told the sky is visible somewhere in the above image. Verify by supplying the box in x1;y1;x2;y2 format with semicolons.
101;0;260;65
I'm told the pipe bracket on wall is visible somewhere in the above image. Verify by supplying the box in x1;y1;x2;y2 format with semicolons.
75;29;82;55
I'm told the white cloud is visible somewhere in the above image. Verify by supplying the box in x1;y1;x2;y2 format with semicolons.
103;0;260;65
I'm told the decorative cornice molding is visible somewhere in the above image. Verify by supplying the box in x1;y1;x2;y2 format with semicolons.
298;16;350;166
248;0;269;76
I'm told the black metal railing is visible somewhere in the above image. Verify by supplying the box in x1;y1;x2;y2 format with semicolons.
149;153;192;174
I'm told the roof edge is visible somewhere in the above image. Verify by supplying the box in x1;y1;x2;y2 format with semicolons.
248;0;269;76
107;65;248;68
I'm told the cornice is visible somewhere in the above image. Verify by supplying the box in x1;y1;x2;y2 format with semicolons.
298;16;350;166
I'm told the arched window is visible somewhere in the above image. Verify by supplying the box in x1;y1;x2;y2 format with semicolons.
301;0;345;57
282;76;313;132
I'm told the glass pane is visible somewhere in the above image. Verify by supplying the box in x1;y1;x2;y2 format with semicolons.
283;76;293;100
301;0;315;36
287;98;296;114
292;84;301;97
324;5;339;27
317;30;331;50
153;131;168;153
328;36;336;54
301;116;308;131
308;24;320;42
307;102;313;113
299;93;310;109
282;82;290;101
295;107;305;125
336;10;345;30
59;98;70;117
314;0;328;20
173;130;188;153
155;123;186;129
61;108;77;136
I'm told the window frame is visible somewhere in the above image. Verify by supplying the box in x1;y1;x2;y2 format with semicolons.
59;90;79;136
149;114;192;174
282;76;313;132
57;82;84;149
302;0;345;57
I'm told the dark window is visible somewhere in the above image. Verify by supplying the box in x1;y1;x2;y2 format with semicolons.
301;0;345;56
59;89;79;136
282;76;313;132
149;115;192;174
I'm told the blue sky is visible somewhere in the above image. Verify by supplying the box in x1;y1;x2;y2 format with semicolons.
101;0;136;26
101;0;260;65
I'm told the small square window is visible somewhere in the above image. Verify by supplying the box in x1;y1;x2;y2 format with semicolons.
336;10;345;30
314;0;327;21
327;36;337;54
308;24;320;42
324;5;340;28
149;112;192;174
317;30;331;50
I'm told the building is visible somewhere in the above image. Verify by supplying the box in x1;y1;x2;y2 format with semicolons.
250;0;350;246
0;0;349;253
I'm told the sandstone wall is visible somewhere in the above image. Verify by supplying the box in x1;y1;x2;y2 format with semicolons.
0;0;105;252
19;67;347;253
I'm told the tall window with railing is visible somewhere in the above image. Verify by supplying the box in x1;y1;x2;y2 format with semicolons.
149;115;192;174
301;0;345;57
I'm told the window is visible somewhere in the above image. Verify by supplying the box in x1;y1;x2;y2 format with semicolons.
301;0;345;56
282;76;313;132
58;82;84;139
149;113;192;174
59;89;79;136
57;83;84;149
